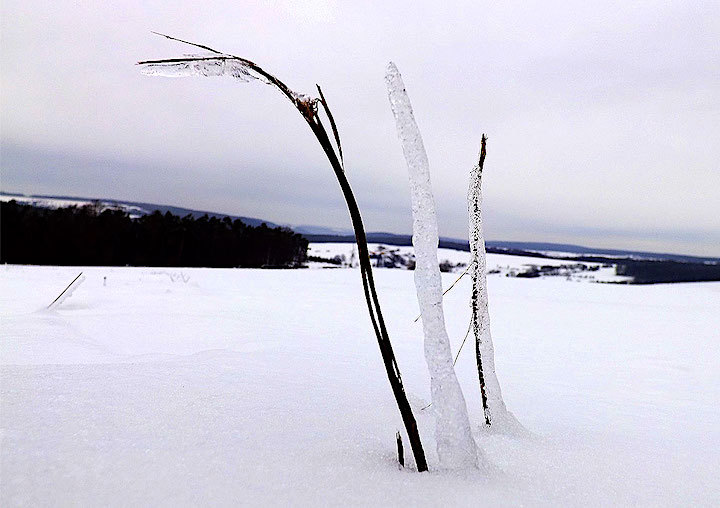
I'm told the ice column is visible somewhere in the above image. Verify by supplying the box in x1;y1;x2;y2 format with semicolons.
385;62;479;469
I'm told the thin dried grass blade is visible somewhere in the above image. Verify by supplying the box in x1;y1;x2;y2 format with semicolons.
316;85;344;169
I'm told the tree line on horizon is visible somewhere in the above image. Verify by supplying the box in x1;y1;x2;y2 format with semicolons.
0;200;308;268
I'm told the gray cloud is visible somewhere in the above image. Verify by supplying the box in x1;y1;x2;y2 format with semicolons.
2;0;718;256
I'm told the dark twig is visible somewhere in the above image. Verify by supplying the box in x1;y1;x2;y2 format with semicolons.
413;262;472;322
396;431;405;468
454;317;473;365
47;272;83;309
150;32;224;54
316;85;344;169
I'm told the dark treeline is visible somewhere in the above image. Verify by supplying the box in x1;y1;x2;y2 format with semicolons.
615;260;720;284
1;201;308;267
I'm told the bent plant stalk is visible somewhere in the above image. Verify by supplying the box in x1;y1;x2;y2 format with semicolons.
138;34;428;471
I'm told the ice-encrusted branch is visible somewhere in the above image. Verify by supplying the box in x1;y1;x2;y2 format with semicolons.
468;135;525;434
386;62;479;470
138;33;314;111
139;35;428;471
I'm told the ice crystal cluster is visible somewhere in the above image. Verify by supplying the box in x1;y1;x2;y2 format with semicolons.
140;56;261;82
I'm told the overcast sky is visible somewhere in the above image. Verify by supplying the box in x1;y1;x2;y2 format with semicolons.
2;1;718;256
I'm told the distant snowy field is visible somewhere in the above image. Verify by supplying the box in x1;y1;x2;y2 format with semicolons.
0;193;148;218
1;262;719;505
309;242;629;282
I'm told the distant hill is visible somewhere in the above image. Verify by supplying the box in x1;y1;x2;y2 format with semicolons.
303;233;720;265
291;225;355;235
481;241;720;264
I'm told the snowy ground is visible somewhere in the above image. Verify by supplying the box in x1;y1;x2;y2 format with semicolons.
1;264;719;506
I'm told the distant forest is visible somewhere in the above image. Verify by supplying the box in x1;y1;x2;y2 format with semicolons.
0;201;307;268
614;260;720;284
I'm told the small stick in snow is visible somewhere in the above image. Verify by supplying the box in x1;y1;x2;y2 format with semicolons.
47;272;84;309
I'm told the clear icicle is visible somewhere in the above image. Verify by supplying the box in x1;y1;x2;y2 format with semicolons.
468;140;526;436
385;62;479;470
140;57;263;83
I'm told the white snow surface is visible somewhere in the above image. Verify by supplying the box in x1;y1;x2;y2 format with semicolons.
1;265;719;505
386;61;478;470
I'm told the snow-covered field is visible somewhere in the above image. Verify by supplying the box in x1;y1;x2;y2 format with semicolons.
1;263;719;505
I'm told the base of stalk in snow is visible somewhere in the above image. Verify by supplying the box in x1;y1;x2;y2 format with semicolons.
396;431;404;468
